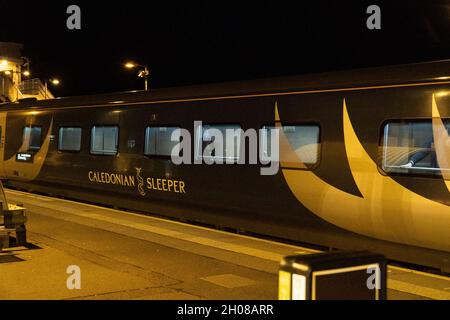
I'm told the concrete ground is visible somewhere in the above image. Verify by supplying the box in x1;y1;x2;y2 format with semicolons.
1;189;449;300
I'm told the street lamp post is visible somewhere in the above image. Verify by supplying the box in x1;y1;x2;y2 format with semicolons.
124;62;149;91
141;65;149;91
44;78;60;99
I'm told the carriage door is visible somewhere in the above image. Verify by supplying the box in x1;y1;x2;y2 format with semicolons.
0;111;6;178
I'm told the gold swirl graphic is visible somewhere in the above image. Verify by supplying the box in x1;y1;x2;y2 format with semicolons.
3;118;53;180
279;99;450;252
135;167;146;196
432;94;450;192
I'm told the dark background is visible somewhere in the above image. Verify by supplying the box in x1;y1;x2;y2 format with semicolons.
0;0;449;96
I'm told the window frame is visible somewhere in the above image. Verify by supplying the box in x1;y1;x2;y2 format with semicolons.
57;126;83;153
143;125;182;159
89;125;120;156
260;122;322;171
378;118;450;179
195;123;244;163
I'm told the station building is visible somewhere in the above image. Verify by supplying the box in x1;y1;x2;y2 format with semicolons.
0;42;53;102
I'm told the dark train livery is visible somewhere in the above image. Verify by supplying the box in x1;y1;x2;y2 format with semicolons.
1;61;449;272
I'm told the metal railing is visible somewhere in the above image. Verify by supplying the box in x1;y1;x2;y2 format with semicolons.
19;78;42;95
18;78;53;99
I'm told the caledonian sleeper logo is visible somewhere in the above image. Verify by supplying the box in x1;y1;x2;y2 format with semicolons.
88;168;186;195
135;168;146;196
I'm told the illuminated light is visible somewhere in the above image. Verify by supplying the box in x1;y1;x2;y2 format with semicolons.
109;100;126;104
292;263;309;272
435;76;450;81
435;91;450;98
124;62;136;69
4;70;11;75
23;70;30;77
0;59;8;66
278;271;291;300
50;79;60;85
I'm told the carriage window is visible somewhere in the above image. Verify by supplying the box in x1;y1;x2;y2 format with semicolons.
58;127;82;152
262;124;320;167
196;124;242;162
22;126;42;151
90;126;118;155
144;126;181;157
381;120;450;177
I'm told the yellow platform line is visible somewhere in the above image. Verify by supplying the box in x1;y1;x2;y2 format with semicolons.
388;279;450;300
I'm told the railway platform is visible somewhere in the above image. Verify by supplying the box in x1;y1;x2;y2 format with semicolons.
0;189;449;300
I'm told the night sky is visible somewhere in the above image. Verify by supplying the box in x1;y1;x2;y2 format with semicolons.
1;0;449;96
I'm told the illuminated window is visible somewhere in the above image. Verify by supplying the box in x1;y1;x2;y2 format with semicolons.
58;127;82;152
144;126;181;157
196;124;242;162
22;126;42;151
90;126;118;155
381;120;450;177
261;124;320;168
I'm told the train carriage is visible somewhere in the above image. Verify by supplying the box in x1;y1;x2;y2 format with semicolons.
0;60;449;272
